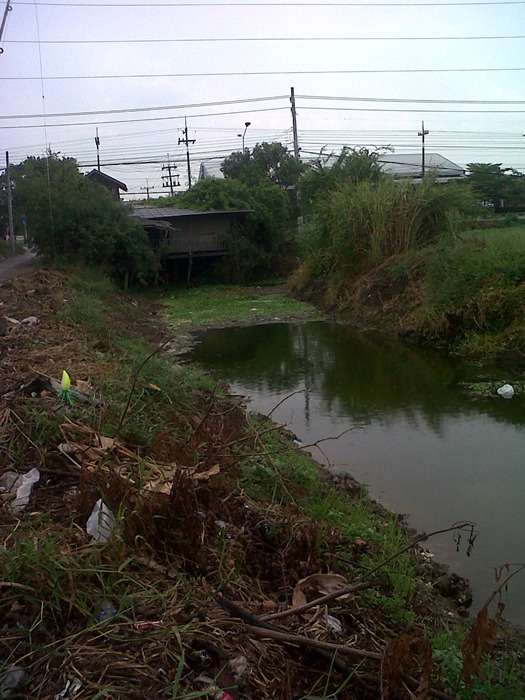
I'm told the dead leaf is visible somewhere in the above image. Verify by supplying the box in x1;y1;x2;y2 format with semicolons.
292;573;349;607
192;464;220;481
381;629;433;700
462;604;501;687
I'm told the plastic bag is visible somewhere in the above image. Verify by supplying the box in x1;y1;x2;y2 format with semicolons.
86;499;115;542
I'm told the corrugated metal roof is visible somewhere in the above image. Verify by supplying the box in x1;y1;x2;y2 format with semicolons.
199;161;225;180
378;153;465;178
308;152;464;179
131;205;251;220
87;169;128;191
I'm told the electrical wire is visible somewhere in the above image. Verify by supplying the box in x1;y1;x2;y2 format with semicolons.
12;1;525;6
5;67;525;80
1;95;287;121
0;106;289;130
298;94;525;105
6;34;525;43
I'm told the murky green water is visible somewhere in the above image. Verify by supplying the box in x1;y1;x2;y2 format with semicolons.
190;321;525;625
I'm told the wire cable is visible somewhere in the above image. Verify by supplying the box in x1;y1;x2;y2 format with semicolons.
5;66;525;80
12;1;525;6
6;34;525;44
2;95;287;121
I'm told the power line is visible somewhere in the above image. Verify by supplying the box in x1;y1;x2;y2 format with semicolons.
6;34;525;44
0;106;288;130
5;66;525;80
7;94;525;124
1;95;286;121
12;1;525;6
301;105;525;113
298;94;525;105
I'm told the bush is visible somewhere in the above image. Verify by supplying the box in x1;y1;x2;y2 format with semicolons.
300;176;475;279
426;232;525;311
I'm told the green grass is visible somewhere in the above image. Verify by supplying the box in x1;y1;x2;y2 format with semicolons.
239;415;419;624
427;227;525;312
430;627;525;699
165;285;320;328
418;224;525;361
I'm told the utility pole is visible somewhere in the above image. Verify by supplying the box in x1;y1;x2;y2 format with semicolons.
140;179;150;200
0;2;12;48
179;117;195;189
5;151;15;251
418;120;429;177
95;128;101;171
162;154;179;196
290;87;300;159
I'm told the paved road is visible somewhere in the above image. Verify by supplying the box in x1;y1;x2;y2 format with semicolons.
0;250;38;282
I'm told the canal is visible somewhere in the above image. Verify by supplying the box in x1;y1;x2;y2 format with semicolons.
189;320;525;625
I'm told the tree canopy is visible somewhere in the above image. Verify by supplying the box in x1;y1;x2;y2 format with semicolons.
299;147;385;217
467;162;525;210
11;154;155;284
221;141;305;190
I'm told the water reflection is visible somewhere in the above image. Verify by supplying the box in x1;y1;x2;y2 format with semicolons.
190;321;525;625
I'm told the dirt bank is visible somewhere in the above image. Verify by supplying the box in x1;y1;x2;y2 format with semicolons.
1;269;522;699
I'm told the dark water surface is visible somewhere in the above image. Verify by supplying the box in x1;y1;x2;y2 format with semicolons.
189;321;525;625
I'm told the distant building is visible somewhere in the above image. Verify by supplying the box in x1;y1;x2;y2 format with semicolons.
86;169;128;200
198;160;225;181
377;153;465;182
131;204;252;282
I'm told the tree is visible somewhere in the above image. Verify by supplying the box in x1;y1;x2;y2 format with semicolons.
467;162;525;210
299;147;385;217
221;141;305;190
12;154;155;284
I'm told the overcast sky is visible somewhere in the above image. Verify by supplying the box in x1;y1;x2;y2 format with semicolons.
2;0;525;197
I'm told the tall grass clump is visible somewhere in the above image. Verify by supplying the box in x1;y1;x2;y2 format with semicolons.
426;230;525;311
299;176;474;280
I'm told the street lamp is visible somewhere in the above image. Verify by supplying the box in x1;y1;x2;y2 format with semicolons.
238;121;251;152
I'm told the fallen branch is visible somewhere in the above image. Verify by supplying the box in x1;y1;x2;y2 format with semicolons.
246;623;381;660
246;626;457;700
220;598;351;675
366;521;477;578
261;522;477;624
261;579;375;622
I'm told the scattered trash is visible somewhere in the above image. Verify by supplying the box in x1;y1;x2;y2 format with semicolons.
228;653;248;681
53;677;82;699
325;614;343;635
86;499;116;542
0;665;25;695
0;468;40;513
133;620;164;631
21;316;38;326
96;599;117;622
59;370;73;406
194;675;234;700
292;437;302;446
497;383;514;399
